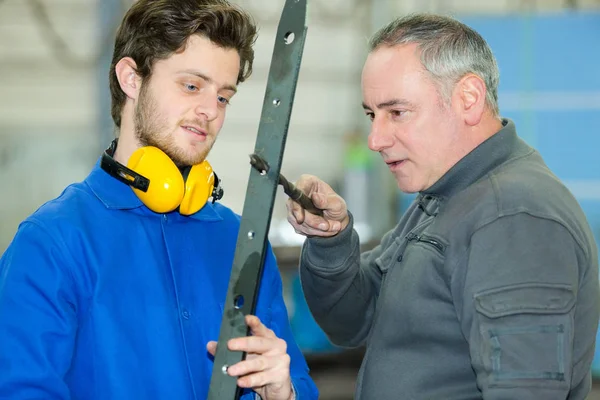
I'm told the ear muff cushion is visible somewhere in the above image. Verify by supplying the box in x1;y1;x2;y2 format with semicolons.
179;160;215;216
127;146;185;213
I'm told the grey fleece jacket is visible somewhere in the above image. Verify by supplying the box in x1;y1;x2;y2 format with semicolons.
300;119;599;400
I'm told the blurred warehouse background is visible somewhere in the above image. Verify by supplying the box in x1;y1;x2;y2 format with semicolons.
0;0;599;398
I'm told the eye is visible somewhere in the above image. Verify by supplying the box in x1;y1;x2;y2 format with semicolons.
390;110;405;118
217;95;230;105
365;112;374;121
184;83;199;92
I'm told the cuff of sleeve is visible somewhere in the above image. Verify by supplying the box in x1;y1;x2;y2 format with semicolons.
302;212;358;274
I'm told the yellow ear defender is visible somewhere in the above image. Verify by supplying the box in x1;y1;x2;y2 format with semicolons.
100;139;223;215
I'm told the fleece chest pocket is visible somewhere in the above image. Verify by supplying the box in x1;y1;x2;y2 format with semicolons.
473;283;575;390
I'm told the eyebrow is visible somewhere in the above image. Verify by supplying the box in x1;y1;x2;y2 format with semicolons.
362;99;414;110
178;70;238;93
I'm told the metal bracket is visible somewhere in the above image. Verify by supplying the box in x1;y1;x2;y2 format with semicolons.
207;0;308;398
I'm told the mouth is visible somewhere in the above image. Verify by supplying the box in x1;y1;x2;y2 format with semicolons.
181;125;208;139
385;159;406;170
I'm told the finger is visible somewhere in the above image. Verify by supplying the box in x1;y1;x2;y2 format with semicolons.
246;315;275;338
302;226;343;237
287;212;328;234
303;212;334;231
285;198;305;225
311;192;328;209
312;192;348;220
206;341;217;356
226;353;289;377
236;365;290;389
288;204;337;231
294;174;319;193
324;193;348;215
300;212;347;235
228;335;287;356
287;216;344;238
288;218;339;238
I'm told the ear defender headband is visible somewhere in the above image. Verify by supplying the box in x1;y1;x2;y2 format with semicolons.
100;139;223;215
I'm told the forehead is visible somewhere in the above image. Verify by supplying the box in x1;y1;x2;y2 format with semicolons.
363;43;425;82
156;35;240;83
361;43;437;103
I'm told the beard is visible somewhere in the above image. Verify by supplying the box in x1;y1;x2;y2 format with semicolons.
134;82;212;167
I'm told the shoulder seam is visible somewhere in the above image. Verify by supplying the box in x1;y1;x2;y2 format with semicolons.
471;210;590;263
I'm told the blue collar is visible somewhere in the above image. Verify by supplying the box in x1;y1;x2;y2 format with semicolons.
85;157;224;222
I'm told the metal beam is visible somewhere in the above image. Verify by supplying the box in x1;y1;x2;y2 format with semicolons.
207;0;308;398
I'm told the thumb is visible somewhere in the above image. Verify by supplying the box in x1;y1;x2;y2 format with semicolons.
206;341;217;356
313;192;347;220
312;192;327;208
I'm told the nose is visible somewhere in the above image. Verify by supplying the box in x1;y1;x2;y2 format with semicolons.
367;117;394;152
194;91;219;122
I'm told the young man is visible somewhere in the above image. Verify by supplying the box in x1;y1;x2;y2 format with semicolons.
287;13;599;399
0;1;318;399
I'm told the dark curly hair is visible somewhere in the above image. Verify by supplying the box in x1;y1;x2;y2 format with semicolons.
109;0;258;127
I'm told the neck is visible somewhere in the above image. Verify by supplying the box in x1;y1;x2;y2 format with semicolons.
471;112;504;146
442;112;504;178
113;106;140;165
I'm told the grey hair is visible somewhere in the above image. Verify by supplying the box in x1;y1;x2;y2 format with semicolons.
369;13;500;117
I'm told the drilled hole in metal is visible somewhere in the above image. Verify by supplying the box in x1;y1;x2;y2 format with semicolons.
234;295;245;310
284;32;295;45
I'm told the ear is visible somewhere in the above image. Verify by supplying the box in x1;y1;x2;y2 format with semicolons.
455;74;486;126
115;57;141;100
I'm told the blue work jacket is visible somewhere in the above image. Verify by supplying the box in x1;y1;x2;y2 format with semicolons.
0;159;318;400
